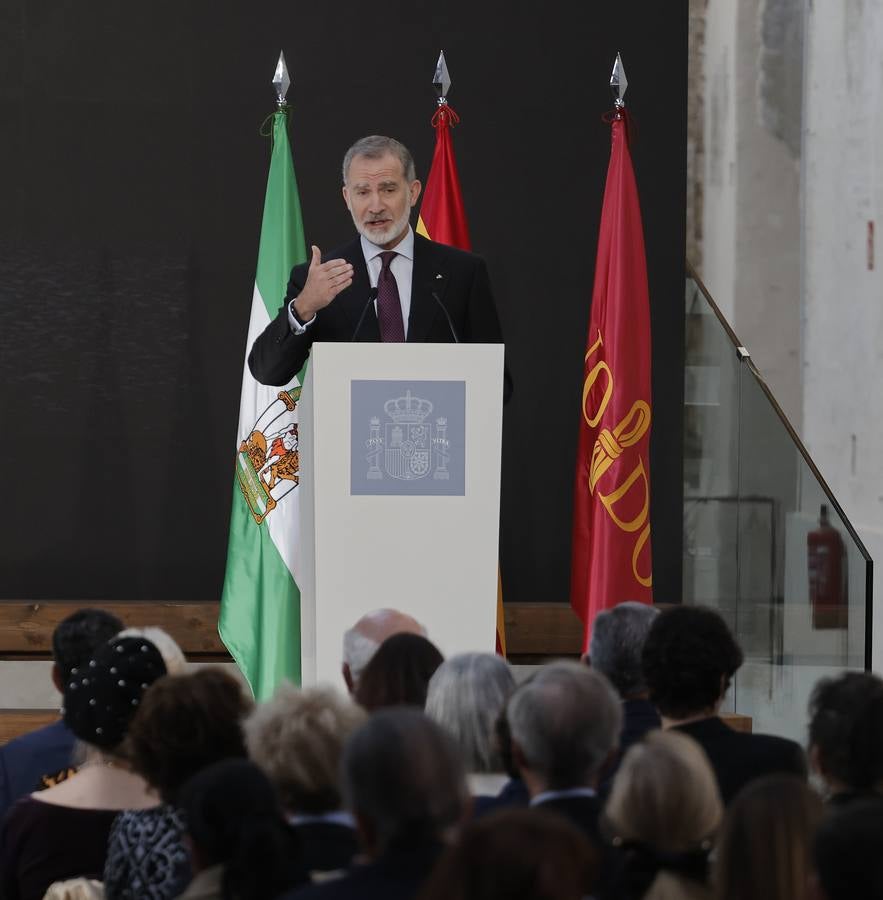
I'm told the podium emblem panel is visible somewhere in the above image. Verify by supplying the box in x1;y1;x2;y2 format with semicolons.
351;380;466;496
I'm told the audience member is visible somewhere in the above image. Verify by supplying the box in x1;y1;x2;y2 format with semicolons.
586;602;661;790
176;758;306;900
506;662;622;854
354;633;443;712
418;808;599;900
604;730;722;900
282;707;468;900
714;774;822;900
810;797;883;900
103;667;252;899
0;636;166;900
642;606;805;803
425;653;516;798
116;626;187;675
0;608;122;820
342;609;426;694
807;671;883;804
245;682;366;878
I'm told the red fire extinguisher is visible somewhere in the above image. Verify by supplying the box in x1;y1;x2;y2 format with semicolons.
807;504;848;629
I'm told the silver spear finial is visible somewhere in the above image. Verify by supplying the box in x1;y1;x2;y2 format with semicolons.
610;52;628;108
272;51;291;107
433;50;452;105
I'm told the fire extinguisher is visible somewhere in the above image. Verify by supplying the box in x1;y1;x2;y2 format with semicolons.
807;504;848;629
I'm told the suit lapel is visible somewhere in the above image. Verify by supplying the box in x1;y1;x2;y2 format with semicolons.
337;239;380;341
407;234;446;343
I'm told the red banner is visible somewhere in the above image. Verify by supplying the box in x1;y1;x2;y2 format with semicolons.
570;113;653;650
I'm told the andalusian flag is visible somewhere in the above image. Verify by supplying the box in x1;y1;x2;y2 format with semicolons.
219;106;307;699
416;85;507;655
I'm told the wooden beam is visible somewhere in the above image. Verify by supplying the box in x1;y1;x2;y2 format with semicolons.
0;600;665;661
0;601;227;659
504;603;583;659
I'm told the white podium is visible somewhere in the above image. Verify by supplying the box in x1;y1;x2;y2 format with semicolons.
297;342;504;686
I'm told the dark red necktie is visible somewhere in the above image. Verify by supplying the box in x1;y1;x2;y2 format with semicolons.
376;251;405;342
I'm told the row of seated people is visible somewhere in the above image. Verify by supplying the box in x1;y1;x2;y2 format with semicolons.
0;603;881;899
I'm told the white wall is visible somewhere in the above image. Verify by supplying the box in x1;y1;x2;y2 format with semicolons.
802;0;883;669
702;0;802;426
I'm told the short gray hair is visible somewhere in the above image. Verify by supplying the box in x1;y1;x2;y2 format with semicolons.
588;602;659;697
342;628;379;685
425;653;516;773
342;707;466;851
342;135;417;185
507;662;622;790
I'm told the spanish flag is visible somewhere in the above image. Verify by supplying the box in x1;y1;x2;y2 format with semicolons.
570;109;654;650
416;102;507;656
416;103;471;249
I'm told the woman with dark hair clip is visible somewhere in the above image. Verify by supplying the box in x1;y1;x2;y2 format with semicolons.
0;636;167;900
604;731;723;900
176;759;307;900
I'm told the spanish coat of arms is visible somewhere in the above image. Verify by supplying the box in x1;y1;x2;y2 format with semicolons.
365;390;451;481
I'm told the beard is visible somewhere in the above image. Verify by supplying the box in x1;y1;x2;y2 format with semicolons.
350;204;412;248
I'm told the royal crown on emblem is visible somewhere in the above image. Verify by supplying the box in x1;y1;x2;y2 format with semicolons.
384;390;433;424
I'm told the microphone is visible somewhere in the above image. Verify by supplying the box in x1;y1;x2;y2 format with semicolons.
431;291;460;344
351;287;379;342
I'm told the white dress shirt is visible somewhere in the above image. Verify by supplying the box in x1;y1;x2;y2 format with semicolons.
288;227;415;337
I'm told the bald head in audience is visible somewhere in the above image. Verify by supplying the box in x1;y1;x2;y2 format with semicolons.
342;608;426;693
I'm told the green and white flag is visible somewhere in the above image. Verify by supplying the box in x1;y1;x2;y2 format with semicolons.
219;108;307;700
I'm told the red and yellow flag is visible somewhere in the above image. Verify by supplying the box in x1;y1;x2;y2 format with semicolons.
416;104;471;250
417;102;507;655
570;112;654;650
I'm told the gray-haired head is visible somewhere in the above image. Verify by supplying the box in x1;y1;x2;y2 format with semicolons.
342;135;417;185
425;653;516;773
507;661;622;791
342;707;467;854
588;602;659;698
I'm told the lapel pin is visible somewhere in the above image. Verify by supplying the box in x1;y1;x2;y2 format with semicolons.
435;273;443;279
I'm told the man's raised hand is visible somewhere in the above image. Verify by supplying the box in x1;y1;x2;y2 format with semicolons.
292;245;354;321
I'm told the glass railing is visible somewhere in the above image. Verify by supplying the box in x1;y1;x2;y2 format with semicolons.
684;268;872;743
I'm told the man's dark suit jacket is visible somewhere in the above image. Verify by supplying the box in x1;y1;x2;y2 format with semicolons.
282;842;441;900
472;776;530;818
674;716;806;805
248;234;509;398
292;821;359;878
0;720;75;823
599;698;662;798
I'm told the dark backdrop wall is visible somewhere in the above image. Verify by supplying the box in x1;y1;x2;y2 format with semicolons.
0;1;687;605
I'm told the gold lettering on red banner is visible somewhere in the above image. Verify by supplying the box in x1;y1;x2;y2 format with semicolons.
582;331;612;428
581;329;653;589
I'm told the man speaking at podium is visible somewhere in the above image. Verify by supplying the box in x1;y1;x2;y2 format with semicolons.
248;134;509;398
